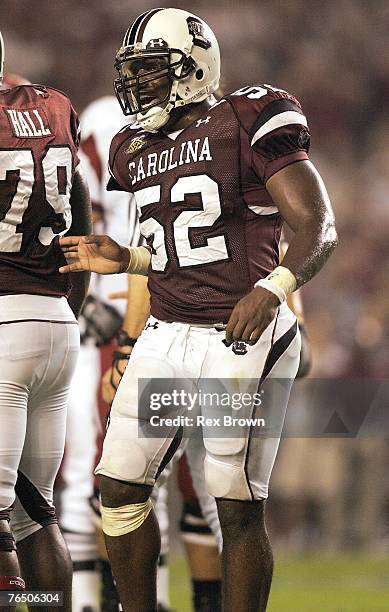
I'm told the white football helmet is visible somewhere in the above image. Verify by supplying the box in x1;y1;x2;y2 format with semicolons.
114;7;220;131
0;31;4;81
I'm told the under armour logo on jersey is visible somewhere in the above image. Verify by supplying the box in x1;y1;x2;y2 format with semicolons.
146;38;168;49
232;341;248;356
145;321;159;330
196;116;211;127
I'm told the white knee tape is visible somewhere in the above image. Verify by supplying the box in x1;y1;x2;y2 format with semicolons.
101;499;153;537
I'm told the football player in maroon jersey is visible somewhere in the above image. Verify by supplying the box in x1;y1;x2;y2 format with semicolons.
60;8;337;611
0;31;91;611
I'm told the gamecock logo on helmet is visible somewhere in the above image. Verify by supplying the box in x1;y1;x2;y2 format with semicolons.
186;17;211;49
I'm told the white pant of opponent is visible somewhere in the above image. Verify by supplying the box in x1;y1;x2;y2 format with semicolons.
96;302;300;502
0;295;79;542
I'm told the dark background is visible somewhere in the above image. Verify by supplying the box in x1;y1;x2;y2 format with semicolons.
2;0;388;570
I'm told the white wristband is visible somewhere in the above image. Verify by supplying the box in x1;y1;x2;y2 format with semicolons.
125;246;151;275
267;266;297;294
254;278;286;304
254;266;297;304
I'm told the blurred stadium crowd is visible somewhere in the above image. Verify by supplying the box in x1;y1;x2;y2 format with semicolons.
1;0;388;552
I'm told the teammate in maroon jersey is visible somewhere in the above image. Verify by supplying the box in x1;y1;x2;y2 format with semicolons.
0;31;91;611
60;8;337;611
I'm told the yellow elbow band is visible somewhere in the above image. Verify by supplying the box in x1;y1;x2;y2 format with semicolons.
101;499;153;537
254;266;297;304
125;246;151;276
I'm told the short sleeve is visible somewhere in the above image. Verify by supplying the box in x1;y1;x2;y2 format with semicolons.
107;129;131;192
227;86;310;184
249;96;310;183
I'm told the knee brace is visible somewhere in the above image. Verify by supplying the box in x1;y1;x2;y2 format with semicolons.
101;499;153;537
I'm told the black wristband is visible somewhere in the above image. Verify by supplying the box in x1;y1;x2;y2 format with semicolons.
116;329;138;347
112;350;132;361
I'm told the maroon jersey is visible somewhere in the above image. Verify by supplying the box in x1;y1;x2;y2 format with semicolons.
0;84;80;297
108;84;310;323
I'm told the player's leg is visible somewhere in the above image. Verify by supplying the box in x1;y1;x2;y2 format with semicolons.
0;323;35;596
0;390;26;595
16;523;73;609
96;465;172;612
96;318;189;611
179;450;222;612
11;321;79;612
100;477;159;612
153;483;171;611
187;435;271;611
60;343;101;612
202;304;300;611
216;498;273;611
99;419;183;612
0;518;24;612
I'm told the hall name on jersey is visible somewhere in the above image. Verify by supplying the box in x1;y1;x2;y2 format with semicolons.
128;136;212;186
5;108;52;138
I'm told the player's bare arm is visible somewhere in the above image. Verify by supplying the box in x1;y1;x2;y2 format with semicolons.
121;275;150;339
65;167;93;317
225;159;337;345
267;160;337;286
102;274;150;404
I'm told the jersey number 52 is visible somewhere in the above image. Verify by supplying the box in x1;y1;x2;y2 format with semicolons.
134;174;229;270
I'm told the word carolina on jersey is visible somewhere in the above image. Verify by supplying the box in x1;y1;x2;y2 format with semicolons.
128;135;212;186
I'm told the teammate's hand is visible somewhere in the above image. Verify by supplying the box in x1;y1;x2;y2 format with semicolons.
59;235;130;275
225;287;279;346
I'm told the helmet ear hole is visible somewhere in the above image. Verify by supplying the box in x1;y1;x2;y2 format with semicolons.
195;68;204;80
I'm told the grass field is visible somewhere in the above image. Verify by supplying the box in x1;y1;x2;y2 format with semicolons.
170;554;389;611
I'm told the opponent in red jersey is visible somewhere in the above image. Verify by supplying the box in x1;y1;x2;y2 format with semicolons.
0;31;91;611
60;8;337;611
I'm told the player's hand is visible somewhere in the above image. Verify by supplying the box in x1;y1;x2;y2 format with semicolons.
225;287;279;346
101;345;134;404
102;366;118;404
59;235;130;275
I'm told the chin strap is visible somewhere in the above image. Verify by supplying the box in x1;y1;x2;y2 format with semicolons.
138;81;218;132
137;46;195;132
137;79;179;131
